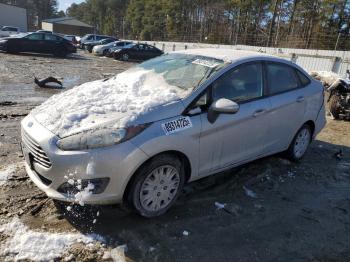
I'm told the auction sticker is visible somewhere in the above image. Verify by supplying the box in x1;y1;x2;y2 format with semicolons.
162;117;193;135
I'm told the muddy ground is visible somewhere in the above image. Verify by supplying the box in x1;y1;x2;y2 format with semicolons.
0;50;350;262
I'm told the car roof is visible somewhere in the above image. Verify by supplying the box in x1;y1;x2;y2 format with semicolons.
173;48;279;63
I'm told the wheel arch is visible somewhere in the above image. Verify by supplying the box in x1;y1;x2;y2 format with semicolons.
122;150;192;202
304;120;315;138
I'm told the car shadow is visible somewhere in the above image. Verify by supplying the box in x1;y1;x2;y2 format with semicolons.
3;51;88;60
56;139;350;261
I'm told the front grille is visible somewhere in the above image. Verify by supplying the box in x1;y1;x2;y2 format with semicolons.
22;129;52;168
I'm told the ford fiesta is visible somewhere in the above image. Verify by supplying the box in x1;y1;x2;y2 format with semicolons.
21;49;326;217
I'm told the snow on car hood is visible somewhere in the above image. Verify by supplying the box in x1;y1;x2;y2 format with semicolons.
31;67;190;138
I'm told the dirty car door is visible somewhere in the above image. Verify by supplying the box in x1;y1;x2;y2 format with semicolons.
264;62;306;153
198;62;270;174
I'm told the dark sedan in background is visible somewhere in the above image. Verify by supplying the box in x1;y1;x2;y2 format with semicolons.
0;32;76;57
113;43;163;61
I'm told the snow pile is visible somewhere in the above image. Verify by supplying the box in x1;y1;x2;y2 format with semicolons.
0;163;21;186
0;218;109;262
31;67;190;137
310;71;340;86
74;182;95;206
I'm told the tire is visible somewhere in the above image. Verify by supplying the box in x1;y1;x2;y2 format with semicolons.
329;95;341;119
102;49;108;56
127;154;185;217
121;53;129;61
286;124;312;161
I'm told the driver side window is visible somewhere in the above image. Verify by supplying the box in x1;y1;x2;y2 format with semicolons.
212;63;263;103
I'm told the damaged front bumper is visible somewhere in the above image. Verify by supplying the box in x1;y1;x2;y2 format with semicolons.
21;114;149;205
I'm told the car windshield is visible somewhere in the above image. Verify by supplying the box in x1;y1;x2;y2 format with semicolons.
137;53;227;91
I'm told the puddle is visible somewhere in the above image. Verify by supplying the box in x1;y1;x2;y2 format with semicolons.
0;82;60;105
63;76;80;88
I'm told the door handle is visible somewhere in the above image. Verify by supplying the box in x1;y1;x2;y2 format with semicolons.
253;109;266;117
296;96;305;103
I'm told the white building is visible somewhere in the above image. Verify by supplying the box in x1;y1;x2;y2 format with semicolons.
0;3;27;32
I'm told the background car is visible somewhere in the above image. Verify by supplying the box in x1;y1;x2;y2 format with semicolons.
105;41;133;57
36;30;52;34
113;43;163;61
0;32;77;57
84;37;117;53
79;34;115;49
64;35;78;46
0;26;20;38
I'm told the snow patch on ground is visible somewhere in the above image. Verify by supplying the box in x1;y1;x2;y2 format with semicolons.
31;67;190;137
243;186;257;198
0;163;21;186
310;71;340;86
0;217;109;262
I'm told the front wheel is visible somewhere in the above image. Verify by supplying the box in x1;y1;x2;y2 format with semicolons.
286;124;312;161
127;154;185;217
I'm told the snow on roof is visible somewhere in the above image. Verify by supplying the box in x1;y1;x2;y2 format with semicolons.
173;48;276;62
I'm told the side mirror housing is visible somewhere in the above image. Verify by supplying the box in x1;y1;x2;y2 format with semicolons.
208;98;239;123
211;98;239;114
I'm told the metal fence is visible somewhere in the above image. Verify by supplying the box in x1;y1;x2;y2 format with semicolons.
134;40;350;77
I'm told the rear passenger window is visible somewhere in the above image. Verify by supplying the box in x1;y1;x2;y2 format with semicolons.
266;63;299;95
212;63;263;102
296;70;311;86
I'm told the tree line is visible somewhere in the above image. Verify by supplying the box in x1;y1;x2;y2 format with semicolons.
1;0;350;50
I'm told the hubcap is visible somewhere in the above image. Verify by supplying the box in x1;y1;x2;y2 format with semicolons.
293;128;311;158
139;165;180;212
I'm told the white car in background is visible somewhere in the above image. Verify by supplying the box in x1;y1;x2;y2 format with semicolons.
0;26;20;38
105;41;133;57
93;40;133;56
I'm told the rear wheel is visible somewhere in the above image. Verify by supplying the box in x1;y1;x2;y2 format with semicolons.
329;95;341;119
127;154;185;217
286;124;312;161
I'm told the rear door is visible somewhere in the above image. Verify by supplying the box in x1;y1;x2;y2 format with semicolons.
43;34;61;53
264;62;307;153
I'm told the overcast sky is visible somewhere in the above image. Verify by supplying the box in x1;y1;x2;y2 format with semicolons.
58;0;85;12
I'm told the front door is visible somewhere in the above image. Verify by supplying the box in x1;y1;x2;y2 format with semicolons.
23;33;44;53
197;62;271;175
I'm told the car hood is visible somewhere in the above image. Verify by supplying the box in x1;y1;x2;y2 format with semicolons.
31;67;190;138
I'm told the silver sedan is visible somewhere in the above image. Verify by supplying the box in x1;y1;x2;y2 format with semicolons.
21;49;326;217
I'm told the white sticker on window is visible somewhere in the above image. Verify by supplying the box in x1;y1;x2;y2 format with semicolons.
162;116;193;135
192;59;219;68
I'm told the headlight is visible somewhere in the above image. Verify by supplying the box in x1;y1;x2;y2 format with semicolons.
56;123;150;151
114;49;121;52
0;40;7;44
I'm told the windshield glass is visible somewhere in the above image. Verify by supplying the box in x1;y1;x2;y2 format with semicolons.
137;53;227;91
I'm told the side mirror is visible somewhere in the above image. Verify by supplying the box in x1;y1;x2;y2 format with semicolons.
208;98;239;123
211;98;239;114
